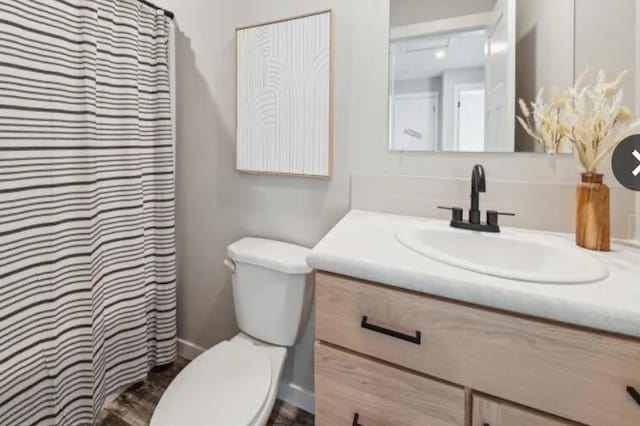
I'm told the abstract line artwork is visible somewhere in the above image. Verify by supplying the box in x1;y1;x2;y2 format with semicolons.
236;11;332;177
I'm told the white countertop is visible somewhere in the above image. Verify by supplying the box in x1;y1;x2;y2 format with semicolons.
307;210;640;338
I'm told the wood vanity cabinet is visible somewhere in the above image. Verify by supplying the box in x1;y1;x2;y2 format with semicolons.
314;271;640;426
472;396;576;426
315;342;465;426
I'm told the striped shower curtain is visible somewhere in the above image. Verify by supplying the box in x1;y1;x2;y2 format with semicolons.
0;0;177;424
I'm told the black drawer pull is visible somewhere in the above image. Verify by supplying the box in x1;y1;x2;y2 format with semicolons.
361;316;421;345
628;386;640;406
352;413;363;426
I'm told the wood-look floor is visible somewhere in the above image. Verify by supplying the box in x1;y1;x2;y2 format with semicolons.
96;357;314;426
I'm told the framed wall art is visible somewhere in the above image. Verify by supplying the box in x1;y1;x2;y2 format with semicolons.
236;11;333;177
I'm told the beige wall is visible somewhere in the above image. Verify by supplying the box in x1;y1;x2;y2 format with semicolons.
155;0;639;405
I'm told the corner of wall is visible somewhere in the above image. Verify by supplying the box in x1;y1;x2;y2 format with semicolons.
177;338;206;361
632;0;640;242
277;382;315;414
635;194;640;240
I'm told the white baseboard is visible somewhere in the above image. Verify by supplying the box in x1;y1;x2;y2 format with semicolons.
177;338;315;414
177;338;205;360
277;382;315;414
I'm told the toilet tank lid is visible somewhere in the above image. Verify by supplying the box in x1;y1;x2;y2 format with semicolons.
227;238;313;274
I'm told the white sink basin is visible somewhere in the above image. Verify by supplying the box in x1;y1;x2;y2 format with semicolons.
396;222;609;284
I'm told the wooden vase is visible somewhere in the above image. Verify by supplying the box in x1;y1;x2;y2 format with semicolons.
575;173;610;251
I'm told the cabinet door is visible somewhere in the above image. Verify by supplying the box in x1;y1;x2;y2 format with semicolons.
315;342;465;426
316;272;640;426
473;395;577;426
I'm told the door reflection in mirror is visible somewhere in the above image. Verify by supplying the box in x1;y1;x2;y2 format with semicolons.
388;0;574;153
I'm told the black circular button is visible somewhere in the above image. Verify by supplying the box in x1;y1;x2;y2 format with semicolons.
612;134;640;191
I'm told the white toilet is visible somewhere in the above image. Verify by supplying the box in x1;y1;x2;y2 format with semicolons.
150;238;314;426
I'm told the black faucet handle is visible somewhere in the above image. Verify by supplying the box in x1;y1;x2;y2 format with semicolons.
438;206;463;222
486;210;516;227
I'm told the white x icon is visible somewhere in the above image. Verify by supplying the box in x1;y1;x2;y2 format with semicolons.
634;150;640;176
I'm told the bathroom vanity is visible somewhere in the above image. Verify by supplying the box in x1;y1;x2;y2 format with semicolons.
308;211;640;426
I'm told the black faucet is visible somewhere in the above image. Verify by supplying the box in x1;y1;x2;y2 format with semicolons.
469;164;486;224
439;164;514;233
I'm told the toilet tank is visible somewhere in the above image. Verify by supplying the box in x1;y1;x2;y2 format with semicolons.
226;238;314;347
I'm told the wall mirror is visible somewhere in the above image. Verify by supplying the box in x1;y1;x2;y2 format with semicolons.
388;0;575;153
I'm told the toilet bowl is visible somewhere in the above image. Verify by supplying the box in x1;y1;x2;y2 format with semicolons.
150;334;286;426
150;238;313;426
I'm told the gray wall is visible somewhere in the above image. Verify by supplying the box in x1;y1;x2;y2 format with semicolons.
394;76;442;95
390;0;497;27
515;0;575;152
637;194;640;239
154;0;387;399
155;0;638;403
350;0;636;184
637;0;640;241
575;0;638;240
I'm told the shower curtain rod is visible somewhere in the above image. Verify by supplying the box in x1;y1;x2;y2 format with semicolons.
139;0;174;20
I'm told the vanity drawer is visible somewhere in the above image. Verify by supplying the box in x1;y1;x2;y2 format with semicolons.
472;395;577;426
315;342;465;426
315;272;640;426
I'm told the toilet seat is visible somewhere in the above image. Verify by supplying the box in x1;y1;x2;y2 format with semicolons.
150;340;272;426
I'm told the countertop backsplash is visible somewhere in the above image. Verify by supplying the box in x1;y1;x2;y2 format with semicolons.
351;173;637;239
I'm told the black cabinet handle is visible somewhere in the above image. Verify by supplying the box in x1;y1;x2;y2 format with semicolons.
352;413;363;426
628;386;640;406
361;316;421;345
